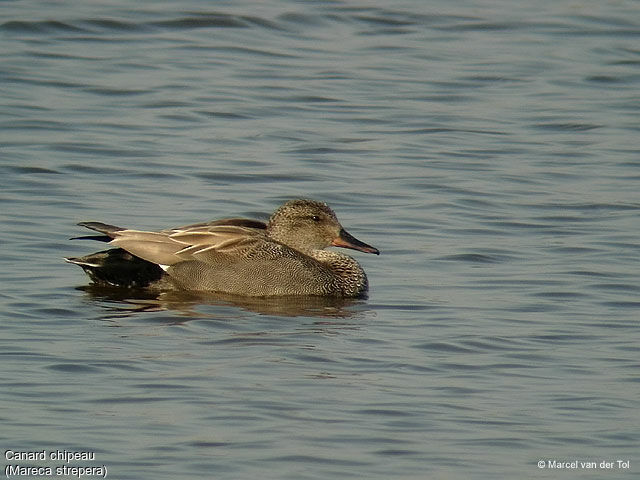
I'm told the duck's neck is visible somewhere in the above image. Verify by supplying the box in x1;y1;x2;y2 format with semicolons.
310;250;368;297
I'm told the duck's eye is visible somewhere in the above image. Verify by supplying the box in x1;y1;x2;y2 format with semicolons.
310;215;321;222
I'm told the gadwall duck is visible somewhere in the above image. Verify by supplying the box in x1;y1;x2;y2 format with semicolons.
66;199;379;297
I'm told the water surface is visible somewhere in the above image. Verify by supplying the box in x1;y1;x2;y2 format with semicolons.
1;0;639;478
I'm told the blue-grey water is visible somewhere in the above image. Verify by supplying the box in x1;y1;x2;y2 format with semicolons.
1;0;639;478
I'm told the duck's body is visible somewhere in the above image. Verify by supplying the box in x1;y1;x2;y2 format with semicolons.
66;199;379;297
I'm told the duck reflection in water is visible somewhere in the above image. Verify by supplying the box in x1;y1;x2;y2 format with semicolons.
76;284;368;319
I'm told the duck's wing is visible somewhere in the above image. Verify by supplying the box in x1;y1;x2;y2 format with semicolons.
109;224;267;267
163;218;267;233
76;218;266;237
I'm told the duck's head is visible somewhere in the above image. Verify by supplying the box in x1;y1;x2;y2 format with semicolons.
267;199;379;255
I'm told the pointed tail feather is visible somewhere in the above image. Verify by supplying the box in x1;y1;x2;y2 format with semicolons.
65;257;101;268
77;221;125;236
70;235;113;242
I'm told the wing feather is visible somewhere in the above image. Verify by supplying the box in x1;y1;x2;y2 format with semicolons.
163;218;266;234
110;225;266;266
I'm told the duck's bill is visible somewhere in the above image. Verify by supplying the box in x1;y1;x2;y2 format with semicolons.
332;229;380;255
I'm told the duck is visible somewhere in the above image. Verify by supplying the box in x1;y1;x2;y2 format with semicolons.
66;199;379;297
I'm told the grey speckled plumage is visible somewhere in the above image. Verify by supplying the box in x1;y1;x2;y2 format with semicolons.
66;199;379;297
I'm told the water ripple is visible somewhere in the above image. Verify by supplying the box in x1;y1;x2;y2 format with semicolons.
2;1;640;478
